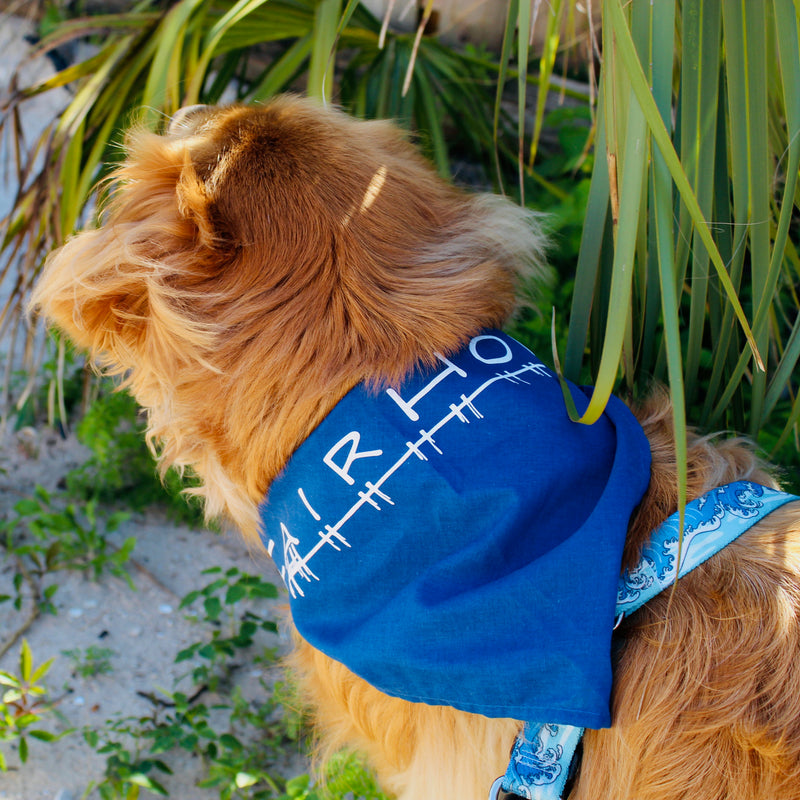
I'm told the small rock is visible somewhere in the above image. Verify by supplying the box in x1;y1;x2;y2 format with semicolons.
68;608;83;618
158;603;173;614
15;427;39;459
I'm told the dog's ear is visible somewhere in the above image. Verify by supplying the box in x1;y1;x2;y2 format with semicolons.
30;129;217;384
30;225;148;363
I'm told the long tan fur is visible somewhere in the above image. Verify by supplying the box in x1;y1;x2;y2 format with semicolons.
31;96;800;800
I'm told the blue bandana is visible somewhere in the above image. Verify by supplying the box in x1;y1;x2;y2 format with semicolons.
258;331;652;728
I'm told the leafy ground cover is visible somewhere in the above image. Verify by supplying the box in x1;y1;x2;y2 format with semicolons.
0;419;388;800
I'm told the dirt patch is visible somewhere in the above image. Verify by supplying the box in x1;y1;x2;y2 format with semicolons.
0;425;304;800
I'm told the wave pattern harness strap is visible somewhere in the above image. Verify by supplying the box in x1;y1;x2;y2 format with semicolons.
493;481;798;800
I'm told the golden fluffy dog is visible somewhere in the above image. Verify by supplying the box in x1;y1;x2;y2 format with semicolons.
31;96;800;799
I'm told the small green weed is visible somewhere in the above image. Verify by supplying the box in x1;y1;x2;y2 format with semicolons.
66;388;206;526
83;717;173;799
0;486;133;639
3;528;383;799
81;567;390;800
2;485;134;592
0;640;69;771
62;646;116;679
318;752;391;800
176;567;279;691
84;682;296;800
160;688;289;800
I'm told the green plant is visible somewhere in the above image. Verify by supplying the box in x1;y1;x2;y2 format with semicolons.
86;688;297;800
176;567;279;691
0;486;134;655
0;640;68;771
66;387;207;525
62;645;117;678
316;751;390;800
560;0;800;490
281;775;321;800
2;485;134;587
83;717;173;799
191;689;293;799
9;331;87;432
83;569;300;799
72;554;389;799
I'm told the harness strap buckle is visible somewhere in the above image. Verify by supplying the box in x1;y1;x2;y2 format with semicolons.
488;776;528;800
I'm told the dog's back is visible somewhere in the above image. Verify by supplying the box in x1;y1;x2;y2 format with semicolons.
578;396;800;799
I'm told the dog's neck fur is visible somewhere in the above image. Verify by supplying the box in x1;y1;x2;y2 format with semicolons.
145;282;520;543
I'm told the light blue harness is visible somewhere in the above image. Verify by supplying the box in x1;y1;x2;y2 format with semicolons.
492;481;798;800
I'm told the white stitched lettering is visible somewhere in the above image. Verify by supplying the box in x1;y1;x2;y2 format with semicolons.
323;432;383;485
386;353;468;421
469;334;513;364
280;357;550;597
298;487;321;521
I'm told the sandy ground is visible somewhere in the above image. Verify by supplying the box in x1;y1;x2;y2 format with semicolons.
0;425;305;800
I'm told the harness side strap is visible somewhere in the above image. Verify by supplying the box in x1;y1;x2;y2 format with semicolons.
616;481;798;619
492;722;584;800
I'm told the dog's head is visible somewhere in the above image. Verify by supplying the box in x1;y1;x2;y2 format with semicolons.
30;95;547;540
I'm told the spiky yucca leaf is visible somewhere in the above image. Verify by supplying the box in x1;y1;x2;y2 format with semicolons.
549;0;799;486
